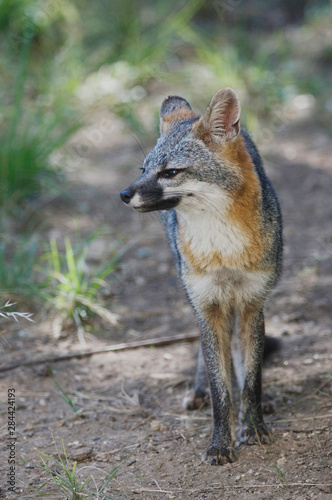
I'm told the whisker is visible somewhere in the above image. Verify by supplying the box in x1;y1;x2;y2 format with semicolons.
161;191;226;220
130;133;148;159
151;211;164;228
129;151;145;167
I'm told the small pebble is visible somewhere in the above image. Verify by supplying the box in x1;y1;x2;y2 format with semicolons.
70;447;92;461
277;456;287;465
150;420;166;432
135;247;152;259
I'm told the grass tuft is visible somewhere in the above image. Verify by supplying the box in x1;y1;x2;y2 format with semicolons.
40;235;122;341
23;436;132;499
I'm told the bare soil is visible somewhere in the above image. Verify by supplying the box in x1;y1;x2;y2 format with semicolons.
0;115;331;500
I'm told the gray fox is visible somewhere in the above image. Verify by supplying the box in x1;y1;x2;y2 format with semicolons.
120;88;282;465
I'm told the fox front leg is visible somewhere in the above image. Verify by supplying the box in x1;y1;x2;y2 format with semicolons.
198;303;237;465
236;306;270;445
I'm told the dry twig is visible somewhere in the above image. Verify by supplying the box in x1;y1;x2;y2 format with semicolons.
0;332;199;373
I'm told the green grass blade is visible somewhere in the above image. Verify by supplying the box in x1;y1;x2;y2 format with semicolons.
52;377;78;412
64;237;78;283
50;238;61;275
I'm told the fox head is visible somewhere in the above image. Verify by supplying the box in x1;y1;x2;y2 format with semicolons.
120;88;249;214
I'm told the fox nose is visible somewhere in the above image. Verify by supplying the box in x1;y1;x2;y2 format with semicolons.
120;187;134;204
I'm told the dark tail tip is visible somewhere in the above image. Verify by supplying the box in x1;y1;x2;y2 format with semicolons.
263;336;281;361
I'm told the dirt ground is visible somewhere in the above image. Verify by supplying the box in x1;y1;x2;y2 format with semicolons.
0;109;332;499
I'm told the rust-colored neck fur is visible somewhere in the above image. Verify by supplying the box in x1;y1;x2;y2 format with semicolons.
178;135;269;273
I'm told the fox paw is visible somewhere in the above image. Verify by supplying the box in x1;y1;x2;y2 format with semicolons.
183;389;210;411
238;423;270;446
201;445;237;466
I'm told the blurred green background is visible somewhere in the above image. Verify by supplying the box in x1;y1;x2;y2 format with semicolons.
0;0;331;334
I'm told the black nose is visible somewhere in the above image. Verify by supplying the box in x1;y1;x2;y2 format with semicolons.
120;188;134;204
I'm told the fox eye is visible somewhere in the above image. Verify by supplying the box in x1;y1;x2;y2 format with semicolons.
159;169;182;179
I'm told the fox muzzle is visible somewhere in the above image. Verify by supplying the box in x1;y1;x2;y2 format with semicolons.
120;182;180;212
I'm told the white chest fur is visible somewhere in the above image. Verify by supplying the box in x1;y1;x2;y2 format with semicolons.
174;181;248;265
183;267;270;309
179;209;247;262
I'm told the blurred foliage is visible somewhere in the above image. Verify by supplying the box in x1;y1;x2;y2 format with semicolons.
74;0;203;68
0;33;80;213
1;0;331;143
0;234;43;302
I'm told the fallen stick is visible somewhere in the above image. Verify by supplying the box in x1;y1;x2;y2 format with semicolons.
131;483;332;494
0;332;199;373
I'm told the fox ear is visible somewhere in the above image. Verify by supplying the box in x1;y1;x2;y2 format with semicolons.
195;88;241;144
160;96;196;136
